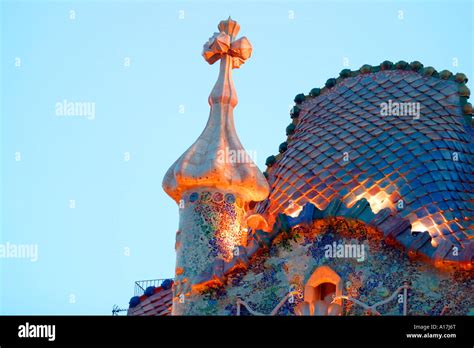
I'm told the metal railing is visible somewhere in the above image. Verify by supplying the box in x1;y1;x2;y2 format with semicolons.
236;282;410;316
332;282;410;316
134;278;172;296
236;290;299;316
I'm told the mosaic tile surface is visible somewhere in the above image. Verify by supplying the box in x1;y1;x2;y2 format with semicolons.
172;189;245;315
172;218;472;316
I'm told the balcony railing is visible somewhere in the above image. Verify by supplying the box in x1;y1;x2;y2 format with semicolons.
134;278;172;296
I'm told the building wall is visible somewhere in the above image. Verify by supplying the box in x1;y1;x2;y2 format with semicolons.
187;218;472;315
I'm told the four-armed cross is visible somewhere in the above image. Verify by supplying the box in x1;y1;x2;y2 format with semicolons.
202;16;252;69
202;17;252;108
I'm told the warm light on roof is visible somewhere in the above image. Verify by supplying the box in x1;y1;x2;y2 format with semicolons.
365;191;391;214
286;203;303;218
347;191;392;214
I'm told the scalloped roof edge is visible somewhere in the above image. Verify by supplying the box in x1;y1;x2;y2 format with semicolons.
188;198;472;294
264;60;473;176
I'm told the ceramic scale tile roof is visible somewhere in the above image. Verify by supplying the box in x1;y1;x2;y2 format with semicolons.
258;61;473;249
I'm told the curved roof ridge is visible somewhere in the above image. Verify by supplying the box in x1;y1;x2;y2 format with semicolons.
264;60;473;176
259;59;473;249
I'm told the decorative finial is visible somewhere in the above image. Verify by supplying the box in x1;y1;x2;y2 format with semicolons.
163;18;268;203
202;18;252;69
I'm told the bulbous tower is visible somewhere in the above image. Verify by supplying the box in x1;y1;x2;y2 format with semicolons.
162;17;269;315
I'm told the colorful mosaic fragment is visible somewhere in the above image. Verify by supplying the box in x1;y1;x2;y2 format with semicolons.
172;189;246;314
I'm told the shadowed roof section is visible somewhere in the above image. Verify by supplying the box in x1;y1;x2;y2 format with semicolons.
258;61;473;249
128;280;173;316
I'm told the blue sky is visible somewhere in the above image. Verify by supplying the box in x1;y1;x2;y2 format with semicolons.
1;0;472;314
